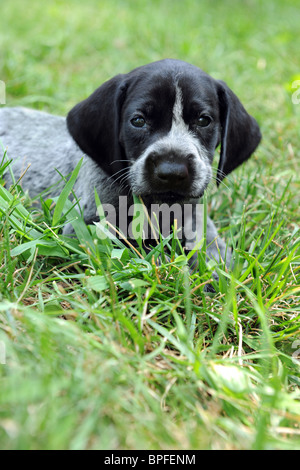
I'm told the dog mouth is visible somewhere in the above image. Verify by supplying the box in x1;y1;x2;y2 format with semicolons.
137;190;204;204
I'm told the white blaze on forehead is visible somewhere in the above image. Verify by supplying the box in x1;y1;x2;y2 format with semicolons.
172;83;187;129
161;82;199;156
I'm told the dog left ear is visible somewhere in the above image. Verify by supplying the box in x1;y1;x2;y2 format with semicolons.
67;74;128;176
216;80;261;183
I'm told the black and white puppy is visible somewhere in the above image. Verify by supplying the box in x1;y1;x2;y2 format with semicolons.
0;59;261;267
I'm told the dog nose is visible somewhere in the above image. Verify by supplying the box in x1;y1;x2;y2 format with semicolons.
155;160;189;184
147;151;192;189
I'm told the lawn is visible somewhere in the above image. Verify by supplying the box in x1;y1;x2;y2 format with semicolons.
0;0;300;450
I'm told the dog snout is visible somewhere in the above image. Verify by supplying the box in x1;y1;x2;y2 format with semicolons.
146;151;194;191
156;160;189;183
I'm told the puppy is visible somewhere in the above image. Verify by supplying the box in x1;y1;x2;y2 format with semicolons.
0;59;261;269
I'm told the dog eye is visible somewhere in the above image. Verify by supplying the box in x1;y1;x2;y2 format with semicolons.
197;115;211;127
131;116;146;128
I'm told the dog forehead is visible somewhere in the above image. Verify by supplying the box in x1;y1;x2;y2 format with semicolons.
123;72;176;110
123;61;218;113
177;72;219;109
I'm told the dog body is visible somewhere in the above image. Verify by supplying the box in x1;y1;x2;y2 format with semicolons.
0;59;261;265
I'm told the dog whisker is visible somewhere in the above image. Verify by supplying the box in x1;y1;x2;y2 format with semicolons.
109;159;130;165
107;167;130;184
211;165;233;179
107;168;131;194
107;168;128;179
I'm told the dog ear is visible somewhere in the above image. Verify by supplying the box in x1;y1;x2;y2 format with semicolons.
67;74;128;176
216;80;261;183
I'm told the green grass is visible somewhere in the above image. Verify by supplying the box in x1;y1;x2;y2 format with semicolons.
0;0;300;450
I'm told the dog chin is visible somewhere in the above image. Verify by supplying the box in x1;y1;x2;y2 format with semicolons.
138;191;204;205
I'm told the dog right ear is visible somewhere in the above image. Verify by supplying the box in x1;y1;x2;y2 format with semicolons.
67;74;128;176
216;80;261;184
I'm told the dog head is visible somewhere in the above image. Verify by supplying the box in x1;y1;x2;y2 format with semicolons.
67;59;261;202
